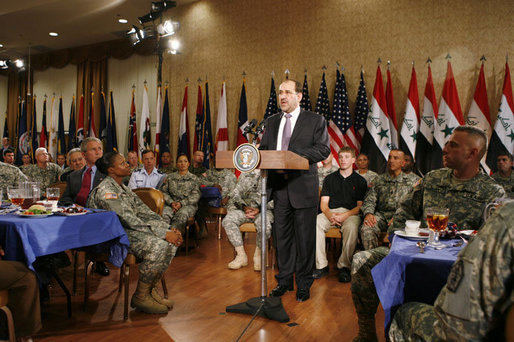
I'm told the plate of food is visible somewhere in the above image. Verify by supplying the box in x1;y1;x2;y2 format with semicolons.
394;228;430;240
18;205;53;218
54;207;89;216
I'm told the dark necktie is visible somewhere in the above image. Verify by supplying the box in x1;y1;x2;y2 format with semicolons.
75;167;92;206
281;113;292;151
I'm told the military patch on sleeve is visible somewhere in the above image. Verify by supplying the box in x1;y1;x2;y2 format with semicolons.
413;179;422;188
105;192;118;200
446;259;464;292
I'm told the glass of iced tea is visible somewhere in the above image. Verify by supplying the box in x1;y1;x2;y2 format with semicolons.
46;188;60;201
426;207;449;247
7;187;24;210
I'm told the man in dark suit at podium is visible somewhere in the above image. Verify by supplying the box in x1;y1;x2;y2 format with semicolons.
260;79;330;302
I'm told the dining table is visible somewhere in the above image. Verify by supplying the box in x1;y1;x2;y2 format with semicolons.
0;209;130;317
371;234;464;330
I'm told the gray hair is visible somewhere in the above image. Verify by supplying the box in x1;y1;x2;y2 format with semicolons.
35;147;48;157
454;125;488;158
80;137;102;153
67;148;82;160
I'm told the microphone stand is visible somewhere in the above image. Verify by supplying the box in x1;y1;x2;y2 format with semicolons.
226;123;290;328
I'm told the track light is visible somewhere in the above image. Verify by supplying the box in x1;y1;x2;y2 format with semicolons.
157;20;180;37
0;60;8;69
167;39;180;54
14;59;24;68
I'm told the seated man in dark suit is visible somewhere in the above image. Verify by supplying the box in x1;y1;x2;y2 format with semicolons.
59;137;108;275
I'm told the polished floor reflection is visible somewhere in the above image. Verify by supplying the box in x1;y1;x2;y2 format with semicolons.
36;222;385;341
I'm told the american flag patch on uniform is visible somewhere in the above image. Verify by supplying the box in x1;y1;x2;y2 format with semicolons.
105;192;118;200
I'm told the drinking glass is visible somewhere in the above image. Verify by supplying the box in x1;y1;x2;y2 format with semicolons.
46;188;60;201
426;207;449;247
7;186;23;210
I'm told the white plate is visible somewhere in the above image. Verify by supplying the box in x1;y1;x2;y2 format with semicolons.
394;228;430;240
17;212;53;218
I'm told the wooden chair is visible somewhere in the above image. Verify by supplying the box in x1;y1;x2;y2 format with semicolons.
208;206;227;240
84;187;168;321
48;181;68;199
0;290;15;342
184;216;199;256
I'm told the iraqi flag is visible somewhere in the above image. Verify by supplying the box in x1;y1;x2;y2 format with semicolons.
177;86;190;159
399;66;420;161
361;65;391;174
432;61;464;169
486;62;514;173
416;65;438;176
466;63;492;174
215;81;229;152
386;67;399;148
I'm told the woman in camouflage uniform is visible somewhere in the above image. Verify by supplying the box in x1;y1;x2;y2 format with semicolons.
160;154;201;234
87;153;183;315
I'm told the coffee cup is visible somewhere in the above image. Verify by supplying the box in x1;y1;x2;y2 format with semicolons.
405;220;421;235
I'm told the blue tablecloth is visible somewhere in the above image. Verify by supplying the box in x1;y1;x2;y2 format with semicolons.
371;236;463;330
0;211;130;270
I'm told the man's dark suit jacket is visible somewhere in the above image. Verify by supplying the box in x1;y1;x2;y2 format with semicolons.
259;109;331;208
59;166;106;206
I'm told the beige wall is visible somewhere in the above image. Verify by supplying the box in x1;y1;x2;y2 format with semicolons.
0;75;7;136
26;54;158;155
162;0;514;159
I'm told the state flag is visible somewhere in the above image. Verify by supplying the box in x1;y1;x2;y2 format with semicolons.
39;98;48;152
87;92;97;138
68;96;77;149
193;85;203;153
57;97;66;154
215;81;229;152
15;100;29;165
202;82;213;168
154;86;162;164
76;95;85;145
127;89;138;155
139;85;151;158
177;86;189;159
48;95;58;160
30;96;38;159
99;92;107;147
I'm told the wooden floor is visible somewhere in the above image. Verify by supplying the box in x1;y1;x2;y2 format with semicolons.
35;222;385;342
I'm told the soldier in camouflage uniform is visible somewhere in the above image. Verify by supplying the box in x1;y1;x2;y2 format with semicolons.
160;154;201;234
189;150;208;178
351;127;506;342
402;154;421;184
195;166;237;238
159;152;177;176
389;200;514;341
491;152;513;198
0;161;28;198
222;169;273;271
356;153;379;186
87;152;182;315
22;147;63;193
360;149;415;250
318;153;339;187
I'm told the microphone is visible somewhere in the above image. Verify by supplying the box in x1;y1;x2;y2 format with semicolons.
255;120;266;135
243;119;257;134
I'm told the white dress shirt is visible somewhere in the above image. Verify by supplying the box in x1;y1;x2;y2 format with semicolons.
276;105;301;151
128;167;165;189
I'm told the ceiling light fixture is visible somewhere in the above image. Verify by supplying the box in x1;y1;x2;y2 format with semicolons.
49;32;58;37
157;20;180;37
14;59;24;68
118;18;128;24
0;44;3;48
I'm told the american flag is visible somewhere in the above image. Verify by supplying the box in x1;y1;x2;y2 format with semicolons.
328;69;359;163
300;74;312;111
256;77;278;143
354;71;369;147
315;72;330;124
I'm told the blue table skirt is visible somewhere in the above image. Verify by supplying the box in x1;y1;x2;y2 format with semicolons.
371;235;463;330
0;211;130;270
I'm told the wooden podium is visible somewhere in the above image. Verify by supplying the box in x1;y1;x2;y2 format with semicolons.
216;150;308;171
218;149;309;323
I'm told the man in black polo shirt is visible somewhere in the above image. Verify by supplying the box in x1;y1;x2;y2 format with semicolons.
313;147;367;282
